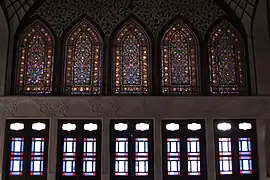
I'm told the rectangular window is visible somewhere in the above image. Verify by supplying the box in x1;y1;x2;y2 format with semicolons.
57;120;101;180
214;120;258;180
4;120;49;180
187;138;201;175
115;138;128;176
62;138;76;176
9;137;24;175
166;138;181;175
30;137;45;175
110;120;153;180
238;138;252;174
162;120;206;180
218;138;232;174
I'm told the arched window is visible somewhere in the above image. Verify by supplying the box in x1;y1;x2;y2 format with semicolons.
17;21;54;94
208;21;247;95
112;20;151;95
161;21;200;95
64;19;103;95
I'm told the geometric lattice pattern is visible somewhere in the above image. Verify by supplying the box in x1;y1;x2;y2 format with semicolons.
222;0;258;20
2;0;37;24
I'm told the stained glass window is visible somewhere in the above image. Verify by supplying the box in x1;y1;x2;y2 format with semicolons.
5;120;49;180
111;120;153;180
62;138;76;176
113;20;150;94
162;120;206;180
161;21;200;95
115;138;129;176
9;137;24;175
238;138;253;174
30;137;45;175
187;138;201;175
218;138;232;174
57;121;101;179
64;19;102;95
83;138;97;176
166;138;181;175
208;21;247;95
214;120;258;180
17;21;54;94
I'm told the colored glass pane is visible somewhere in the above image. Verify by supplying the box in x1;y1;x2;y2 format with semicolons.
62;138;76;176
30;137;45;175
208;21;246;95
166;138;181;176
218;138;232;174
114;138;128;176
238;137;253;174
135;138;148;176
83;138;97;176
162;22;199;94
9;137;24;176
17;21;54;94
65;20;102;94
113;20;150;94
187;138;201;175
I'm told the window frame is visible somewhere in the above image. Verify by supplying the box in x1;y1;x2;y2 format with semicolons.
63;19;104;95
214;119;259;180
161;119;207;180
110;19;152;95
160;20;201;95
110;119;154;180
15;20;55;95
56;119;102;180
3;119;49;180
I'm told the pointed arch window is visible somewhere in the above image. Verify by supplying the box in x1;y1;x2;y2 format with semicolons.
64;19;103;95
112;20;151;95
208;21;248;95
161;21;200;95
17;21;54;94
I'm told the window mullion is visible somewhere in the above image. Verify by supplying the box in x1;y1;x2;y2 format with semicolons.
129;133;135;177
181;136;188;177
232;135;239;177
25;124;32;179
76;132;83;179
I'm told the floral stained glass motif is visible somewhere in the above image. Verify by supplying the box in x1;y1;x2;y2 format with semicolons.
161;22;199;94
113;20;150;94
17;21;54;94
208;21;246;95
65;20;102;94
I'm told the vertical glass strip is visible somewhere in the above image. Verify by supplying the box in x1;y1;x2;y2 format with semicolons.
187;138;201;176
62;138;76;176
83;138;97;176
218;138;232;175
238;137;253;174
9;137;24;176
115;138;129;176
135;138;149;176
30;138;45;175
166;138;181;176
